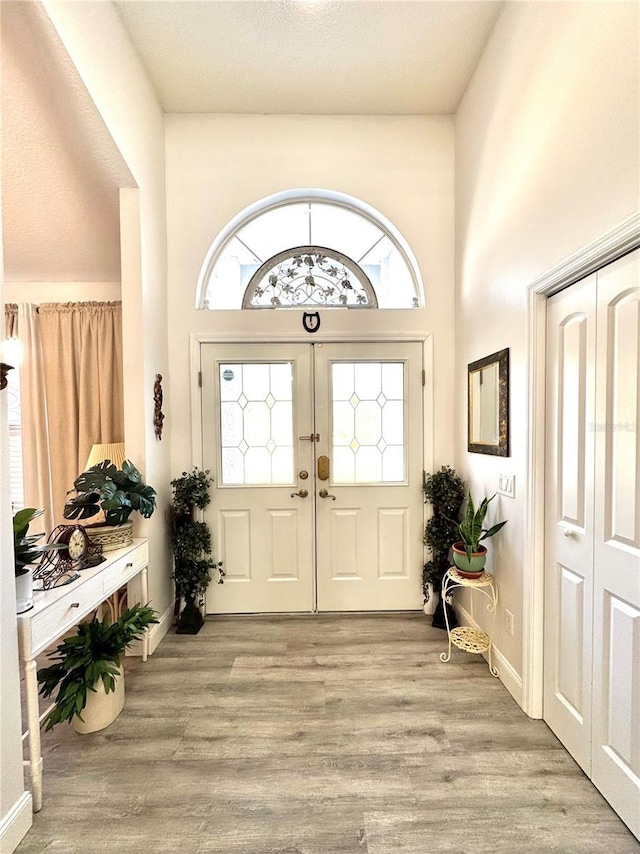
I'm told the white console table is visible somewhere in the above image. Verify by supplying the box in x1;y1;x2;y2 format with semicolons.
16;539;149;812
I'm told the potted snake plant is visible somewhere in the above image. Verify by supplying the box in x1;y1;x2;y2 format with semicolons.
452;493;507;578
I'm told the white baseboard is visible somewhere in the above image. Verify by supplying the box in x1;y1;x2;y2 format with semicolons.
146;604;174;655
126;603;173;658
0;792;32;854
486;639;524;708
455;603;524;710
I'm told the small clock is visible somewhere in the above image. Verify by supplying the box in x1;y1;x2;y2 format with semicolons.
34;525;104;589
58;525;91;561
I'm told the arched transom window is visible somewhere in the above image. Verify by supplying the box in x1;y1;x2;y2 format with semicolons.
197;190;424;310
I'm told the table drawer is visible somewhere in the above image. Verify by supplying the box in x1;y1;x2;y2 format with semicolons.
103;542;148;596
30;575;105;654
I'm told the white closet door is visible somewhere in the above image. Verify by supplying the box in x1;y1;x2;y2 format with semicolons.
544;275;597;774
591;251;640;839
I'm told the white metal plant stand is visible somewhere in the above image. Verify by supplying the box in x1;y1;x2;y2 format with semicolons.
440;567;499;677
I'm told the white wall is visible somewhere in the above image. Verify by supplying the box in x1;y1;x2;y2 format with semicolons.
0;320;31;848
0;8;33;849
4;282;121;303
165;114;455;475
455;1;640;706
43;1;172;627
2;4;171;845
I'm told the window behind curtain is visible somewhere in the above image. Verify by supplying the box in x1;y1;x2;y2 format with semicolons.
7;366;24;512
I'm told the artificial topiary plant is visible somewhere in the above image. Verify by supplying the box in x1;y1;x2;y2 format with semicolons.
423;465;465;629
169;467;224;635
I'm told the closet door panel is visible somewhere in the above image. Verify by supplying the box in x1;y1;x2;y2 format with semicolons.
544;275;596;775
592;250;640;840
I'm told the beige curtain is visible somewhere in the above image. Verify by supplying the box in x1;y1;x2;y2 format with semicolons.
38;302;124;525
5;304;17;337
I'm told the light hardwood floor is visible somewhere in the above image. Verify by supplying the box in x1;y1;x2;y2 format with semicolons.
17;614;640;853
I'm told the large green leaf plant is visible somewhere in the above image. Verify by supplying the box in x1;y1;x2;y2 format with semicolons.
64;459;157;526
37;604;158;730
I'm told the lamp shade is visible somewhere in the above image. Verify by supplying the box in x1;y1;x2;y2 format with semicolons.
84;442;126;472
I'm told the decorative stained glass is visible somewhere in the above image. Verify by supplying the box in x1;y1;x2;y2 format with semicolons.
219;363;294;485
243;247;377;309
331;362;405;484
199;195;423;310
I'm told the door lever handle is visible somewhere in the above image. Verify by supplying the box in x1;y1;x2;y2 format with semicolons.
319;489;336;501
291;489;309;498
299;434;320;443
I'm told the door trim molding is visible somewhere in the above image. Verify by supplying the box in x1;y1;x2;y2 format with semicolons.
528;213;640;297
523;213;640;719
191;331;431;343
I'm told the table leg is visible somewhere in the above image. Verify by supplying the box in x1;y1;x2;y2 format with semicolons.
141;565;149;662
24;658;43;812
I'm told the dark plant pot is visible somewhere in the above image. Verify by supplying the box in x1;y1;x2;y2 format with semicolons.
176;599;204;635
432;594;458;631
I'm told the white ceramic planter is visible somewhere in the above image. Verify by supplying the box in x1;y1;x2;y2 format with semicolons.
16;570;33;614
73;669;125;734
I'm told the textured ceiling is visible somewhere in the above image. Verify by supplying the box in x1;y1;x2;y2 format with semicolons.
2;0;503;284
2;2;133;283
114;0;503;115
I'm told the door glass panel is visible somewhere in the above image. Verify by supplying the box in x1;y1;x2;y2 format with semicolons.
331;361;405;484
219;363;294;485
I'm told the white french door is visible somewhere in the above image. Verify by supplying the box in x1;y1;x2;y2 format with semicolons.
544;249;640;840
201;343;314;613
200;341;424;614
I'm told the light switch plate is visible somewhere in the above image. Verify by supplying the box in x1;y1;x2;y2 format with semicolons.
498;473;515;498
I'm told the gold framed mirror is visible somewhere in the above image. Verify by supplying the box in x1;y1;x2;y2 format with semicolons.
468;348;509;456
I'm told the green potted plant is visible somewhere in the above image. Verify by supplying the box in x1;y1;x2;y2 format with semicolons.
37;604;157;733
169;468;224;635
452;493;507;578
13;508;64;614
423;466;466;629
64;459;157;551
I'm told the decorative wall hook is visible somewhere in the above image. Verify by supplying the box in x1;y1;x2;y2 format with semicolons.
153;374;165;440
302;311;321;334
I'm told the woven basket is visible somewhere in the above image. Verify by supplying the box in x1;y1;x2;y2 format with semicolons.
86;520;133;552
